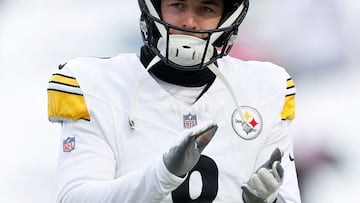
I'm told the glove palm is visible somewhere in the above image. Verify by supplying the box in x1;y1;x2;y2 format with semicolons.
163;121;218;177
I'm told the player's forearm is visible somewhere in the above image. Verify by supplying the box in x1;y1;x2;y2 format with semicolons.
58;158;184;203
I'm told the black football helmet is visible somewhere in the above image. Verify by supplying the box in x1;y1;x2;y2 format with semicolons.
138;0;249;71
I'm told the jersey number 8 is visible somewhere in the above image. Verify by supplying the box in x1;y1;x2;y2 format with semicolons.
172;155;219;202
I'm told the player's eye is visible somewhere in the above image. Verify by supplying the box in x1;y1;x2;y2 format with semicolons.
200;6;215;14
170;2;185;10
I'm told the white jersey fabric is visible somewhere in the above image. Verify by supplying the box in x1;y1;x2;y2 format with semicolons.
47;53;301;203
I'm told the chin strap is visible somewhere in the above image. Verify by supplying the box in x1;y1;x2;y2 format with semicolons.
207;63;245;123
128;56;161;129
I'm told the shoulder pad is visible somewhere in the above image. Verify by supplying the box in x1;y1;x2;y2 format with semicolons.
281;78;296;120
47;69;90;122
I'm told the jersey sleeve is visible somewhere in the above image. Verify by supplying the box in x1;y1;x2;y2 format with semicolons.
47;64;90;123
49;61;185;202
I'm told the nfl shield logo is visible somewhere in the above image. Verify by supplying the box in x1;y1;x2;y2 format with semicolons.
183;113;197;128
63;137;75;152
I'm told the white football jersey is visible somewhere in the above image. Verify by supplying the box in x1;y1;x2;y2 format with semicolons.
48;53;300;203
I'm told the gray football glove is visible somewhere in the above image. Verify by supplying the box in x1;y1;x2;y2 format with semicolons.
242;148;285;203
163;121;218;177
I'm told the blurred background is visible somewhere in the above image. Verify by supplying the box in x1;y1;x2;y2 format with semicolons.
0;0;359;202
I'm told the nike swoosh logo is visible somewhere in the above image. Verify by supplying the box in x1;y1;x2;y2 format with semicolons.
289;154;295;161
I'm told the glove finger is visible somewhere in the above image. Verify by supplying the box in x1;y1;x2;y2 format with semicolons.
178;121;216;151
272;161;284;182
270;147;283;163
258;148;283;171
174;134;194;155
191;120;217;138
258;168;279;192
247;174;258;189
241;183;259;197
195;125;218;152
250;172;268;196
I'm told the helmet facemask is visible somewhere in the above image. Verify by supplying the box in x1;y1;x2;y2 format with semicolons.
138;0;249;71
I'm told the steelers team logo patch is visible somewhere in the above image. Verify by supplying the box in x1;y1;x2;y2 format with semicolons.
231;106;263;140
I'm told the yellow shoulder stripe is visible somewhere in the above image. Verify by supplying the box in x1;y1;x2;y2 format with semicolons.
48;89;90;122
281;94;296;120
50;74;79;87
286;79;295;88
281;77;296;120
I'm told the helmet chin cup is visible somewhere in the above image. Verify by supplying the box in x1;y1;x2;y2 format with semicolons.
157;34;214;70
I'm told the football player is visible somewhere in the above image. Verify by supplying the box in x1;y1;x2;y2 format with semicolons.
48;0;301;202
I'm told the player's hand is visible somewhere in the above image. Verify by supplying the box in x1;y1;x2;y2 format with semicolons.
241;148;284;203
163;121;218;177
